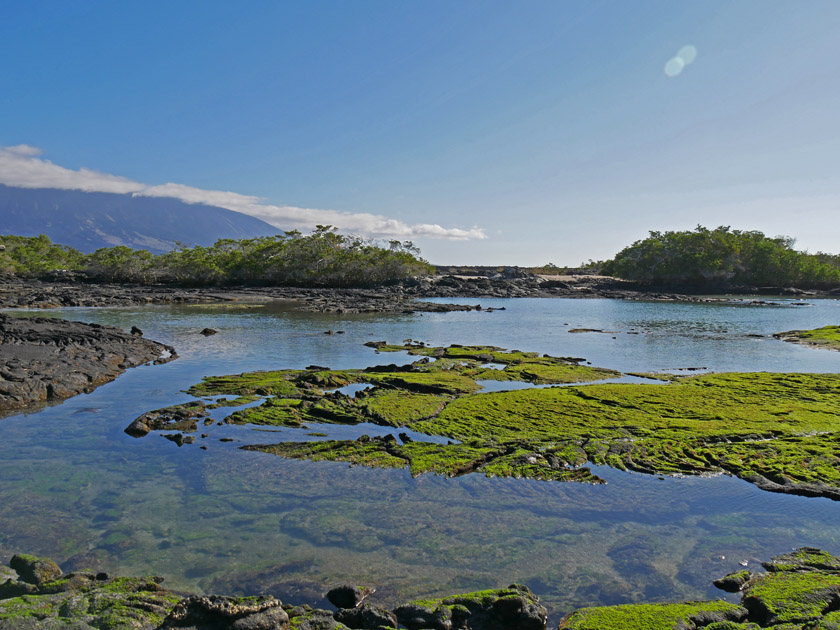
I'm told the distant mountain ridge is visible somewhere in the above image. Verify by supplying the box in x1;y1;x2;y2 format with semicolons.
0;185;280;253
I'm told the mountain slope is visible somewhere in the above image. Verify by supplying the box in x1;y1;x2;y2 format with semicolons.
0;185;280;252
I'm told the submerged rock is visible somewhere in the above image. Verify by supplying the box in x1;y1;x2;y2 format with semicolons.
125;401;208;438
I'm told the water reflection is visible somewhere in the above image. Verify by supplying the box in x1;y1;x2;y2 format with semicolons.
1;298;839;623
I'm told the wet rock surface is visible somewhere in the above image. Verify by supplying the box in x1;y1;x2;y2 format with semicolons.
326;586;373;610
0;276;479;314
0;314;177;414
394;584;547;630
158;595;288;629
0;553;547;630
5;549;840;629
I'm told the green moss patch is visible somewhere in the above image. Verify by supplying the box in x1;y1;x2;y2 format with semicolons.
775;325;840;351
558;600;746;630
357;390;449;426
742;570;840;625
132;342;840;499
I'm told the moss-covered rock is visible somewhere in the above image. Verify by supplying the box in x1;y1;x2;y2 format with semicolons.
557;600;747;630
394;584;546;630
9;554;61;585
124;401;208;437
742;570;840;626
556;548;840;630
0;567;180;630
775;325;840;351
131;342;840;499
713;570;753;593
157;594;288;629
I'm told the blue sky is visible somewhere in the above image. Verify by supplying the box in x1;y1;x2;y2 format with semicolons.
2;1;839;264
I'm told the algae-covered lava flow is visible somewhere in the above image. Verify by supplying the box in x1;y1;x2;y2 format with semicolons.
127;342;840;500
775;324;840;352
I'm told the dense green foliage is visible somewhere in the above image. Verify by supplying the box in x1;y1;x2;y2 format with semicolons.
0;234;87;276
0;226;433;286
601;225;840;288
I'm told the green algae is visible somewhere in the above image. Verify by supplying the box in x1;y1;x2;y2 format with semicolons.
133;341;840;499
557;600;745;630
395;584;546;630
0;574;180;628
775;325;840;351
187;370;312;397
244;436;606;483
363;370;480;395
368;342;619;384
742;571;840;625
356;390;448;426
560;547;840;630
206;395;262;409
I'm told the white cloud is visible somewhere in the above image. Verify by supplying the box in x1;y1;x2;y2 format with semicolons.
0;145;487;241
5;144;43;157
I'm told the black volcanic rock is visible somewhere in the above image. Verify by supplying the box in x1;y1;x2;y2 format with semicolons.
0;314;177;414
0;184;279;253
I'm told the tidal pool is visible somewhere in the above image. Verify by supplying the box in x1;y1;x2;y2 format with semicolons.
2;297;840;622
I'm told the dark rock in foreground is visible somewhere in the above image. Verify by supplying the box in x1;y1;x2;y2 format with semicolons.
0;553;545;630
394;585;547;630
5;548;840;629
0;314;177;414
158;595;288;629
326;585;373;610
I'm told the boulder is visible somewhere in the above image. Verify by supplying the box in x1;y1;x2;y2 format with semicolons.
333;604;395;630
10;553;61;585
326;585;372;609
159;595;288;629
395;584;546;630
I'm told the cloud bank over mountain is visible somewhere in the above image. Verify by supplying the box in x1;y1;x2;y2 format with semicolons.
0;145;486;241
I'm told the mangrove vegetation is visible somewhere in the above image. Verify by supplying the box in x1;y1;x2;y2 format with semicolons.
0;227;433;287
600;225;840;289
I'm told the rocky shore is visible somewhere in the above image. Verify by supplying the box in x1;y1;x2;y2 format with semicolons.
774;325;840;352
1;272;815;315
0;553;546;630
0;314;176;415
3;547;840;629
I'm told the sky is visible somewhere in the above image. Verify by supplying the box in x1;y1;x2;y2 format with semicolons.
1;1;839;265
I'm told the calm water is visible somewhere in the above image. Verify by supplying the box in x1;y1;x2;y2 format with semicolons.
2;296;840;622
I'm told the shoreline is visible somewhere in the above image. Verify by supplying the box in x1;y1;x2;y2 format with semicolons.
1;274;832;314
0;314;176;415
3;548;839;629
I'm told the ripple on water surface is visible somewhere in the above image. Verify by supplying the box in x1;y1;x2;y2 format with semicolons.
1;298;840;623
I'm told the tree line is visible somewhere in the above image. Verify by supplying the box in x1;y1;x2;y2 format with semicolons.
0;226;434;287
599;225;840;289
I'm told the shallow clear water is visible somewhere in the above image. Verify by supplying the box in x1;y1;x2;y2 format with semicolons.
2;297;840;622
